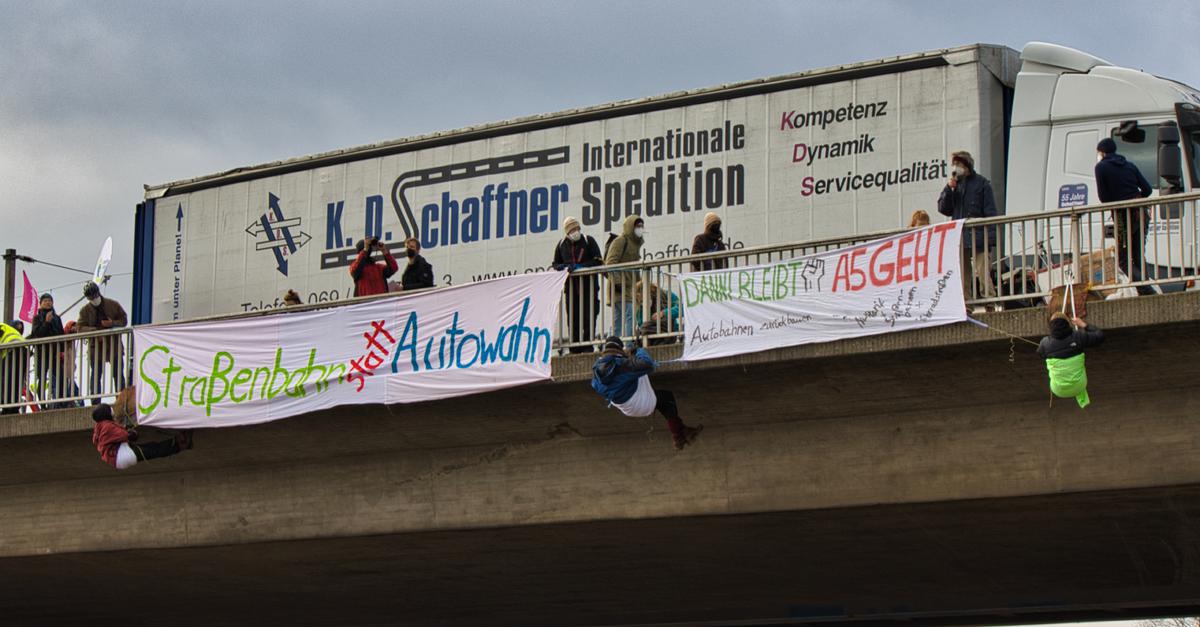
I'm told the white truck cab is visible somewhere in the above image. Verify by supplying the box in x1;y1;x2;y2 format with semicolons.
1007;42;1200;283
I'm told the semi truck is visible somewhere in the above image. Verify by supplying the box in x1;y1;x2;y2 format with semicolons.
133;42;1200;324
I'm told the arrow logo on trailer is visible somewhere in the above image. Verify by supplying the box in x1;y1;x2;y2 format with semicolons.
246;193;308;276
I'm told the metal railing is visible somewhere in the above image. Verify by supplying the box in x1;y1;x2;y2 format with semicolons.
3;192;1197;413
1;327;132;413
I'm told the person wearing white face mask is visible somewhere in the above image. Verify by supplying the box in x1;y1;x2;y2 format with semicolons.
937;150;999;310
603;215;646;341
552;217;604;353
77;282;128;405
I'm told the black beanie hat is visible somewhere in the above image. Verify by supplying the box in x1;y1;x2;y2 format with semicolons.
92;404;113;422
603;336;624;351
1097;138;1117;154
1049;316;1073;339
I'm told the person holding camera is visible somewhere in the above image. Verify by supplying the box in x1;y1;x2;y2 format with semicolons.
349;236;399;297
28;293;65;404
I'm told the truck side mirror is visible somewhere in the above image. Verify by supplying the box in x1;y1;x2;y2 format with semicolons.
1118;120;1145;143
1158;123;1183;195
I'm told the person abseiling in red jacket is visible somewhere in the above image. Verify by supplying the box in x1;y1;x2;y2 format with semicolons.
349;236;399;297
591;336;702;450
92;404;192;470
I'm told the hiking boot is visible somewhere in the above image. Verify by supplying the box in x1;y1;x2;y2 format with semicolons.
672;424;703;450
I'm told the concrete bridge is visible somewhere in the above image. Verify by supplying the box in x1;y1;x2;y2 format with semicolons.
2;292;1199;625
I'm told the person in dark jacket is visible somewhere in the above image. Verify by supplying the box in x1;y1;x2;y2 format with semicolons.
553;217;604;353
400;238;435;291
28;293;65;404
1094;137;1154;295
690;212;728;271
349;237;399;297
77;282;128;404
591;336;702;450
937;150;999;304
1037;313;1104;408
91;404;192;470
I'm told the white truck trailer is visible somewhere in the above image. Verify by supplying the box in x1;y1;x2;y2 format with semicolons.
132;42;1200;323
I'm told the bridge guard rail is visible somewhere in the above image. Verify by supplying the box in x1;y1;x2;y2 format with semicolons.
3;192;1197;412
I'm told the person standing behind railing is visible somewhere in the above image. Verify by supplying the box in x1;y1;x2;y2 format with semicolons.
350;237;399;297
1;320;28;415
56;321;83;408
690;212;728;272
635;280;680;345
604;215;645;339
552;217;604;353
400;238;435;292
937;150;999;308
1094;137;1155;296
908;210;931;228
77;282;128;405
29;293;64;405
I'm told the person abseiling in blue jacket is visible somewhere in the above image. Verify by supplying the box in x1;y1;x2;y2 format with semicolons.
591;336;701;450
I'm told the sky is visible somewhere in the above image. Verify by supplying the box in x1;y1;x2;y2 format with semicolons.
2;0;1199;322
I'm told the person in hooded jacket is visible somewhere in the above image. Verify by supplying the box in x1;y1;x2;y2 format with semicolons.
591;336;702;450
349;237;399;297
1095;137;1154;295
1;320;27;414
1037;313;1104;408
552;217;604;353
28;293;65;404
690;212;728;271
937;150;999;305
91;403;192;470
604;215;645;338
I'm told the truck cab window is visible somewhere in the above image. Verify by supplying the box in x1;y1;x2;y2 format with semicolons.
1186;129;1200;188
1111;123;1162;186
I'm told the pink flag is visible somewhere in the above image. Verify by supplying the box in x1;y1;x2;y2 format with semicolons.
18;271;38;323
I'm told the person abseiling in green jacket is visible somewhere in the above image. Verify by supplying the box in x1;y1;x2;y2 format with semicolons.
591;336;702;450
1037;313;1104;408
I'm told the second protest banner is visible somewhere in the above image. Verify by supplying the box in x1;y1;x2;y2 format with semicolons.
679;221;966;361
134;271;567;428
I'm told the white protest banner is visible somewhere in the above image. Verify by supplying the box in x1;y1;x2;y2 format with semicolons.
134;271;568;428
680;221;966;361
